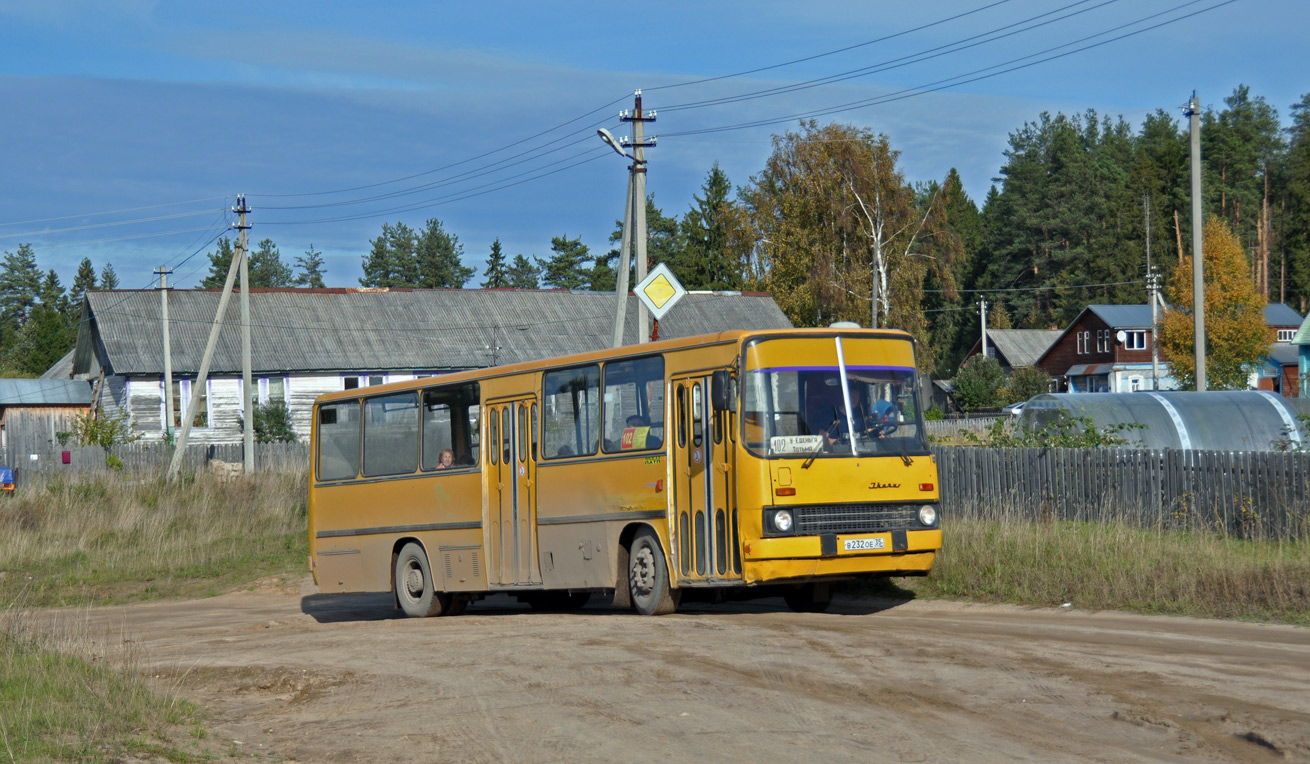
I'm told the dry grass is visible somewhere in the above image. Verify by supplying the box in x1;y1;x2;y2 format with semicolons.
904;511;1310;625
0;469;308;606
0;469;307;762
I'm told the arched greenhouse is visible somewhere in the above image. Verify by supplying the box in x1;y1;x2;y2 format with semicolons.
1018;391;1304;452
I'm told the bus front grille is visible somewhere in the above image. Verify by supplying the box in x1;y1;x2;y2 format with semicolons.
793;503;919;535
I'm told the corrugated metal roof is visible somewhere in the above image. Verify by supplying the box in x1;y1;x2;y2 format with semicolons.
1087;304;1155;329
0;378;94;406
83;288;793;376
1264;303;1303;327
987;329;1061;368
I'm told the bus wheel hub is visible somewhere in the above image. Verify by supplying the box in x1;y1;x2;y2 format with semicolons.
632;547;656;595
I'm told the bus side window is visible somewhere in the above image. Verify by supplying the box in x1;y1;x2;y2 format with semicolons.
676;384;687;448
692;383;703;448
488;409;499;465
317;402;360;481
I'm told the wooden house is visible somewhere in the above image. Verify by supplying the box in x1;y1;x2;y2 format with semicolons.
59;288;792;445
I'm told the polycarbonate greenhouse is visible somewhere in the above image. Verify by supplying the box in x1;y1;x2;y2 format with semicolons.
1018;391;1305;452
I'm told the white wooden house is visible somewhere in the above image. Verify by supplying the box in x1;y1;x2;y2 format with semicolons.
61;287;793;445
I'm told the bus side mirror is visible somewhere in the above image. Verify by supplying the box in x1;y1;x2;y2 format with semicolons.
711;370;736;412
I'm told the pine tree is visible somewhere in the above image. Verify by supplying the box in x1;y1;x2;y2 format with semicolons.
537;235;591;290
0;244;42;328
415;218;472;288
677;164;747;290
99;262;120;290
250;238;294;287
294;245;327;288
200;238;236;288
482;239;509;288
507;254;540;289
70;257;98;306
360;222;419;287
1283;93;1310;311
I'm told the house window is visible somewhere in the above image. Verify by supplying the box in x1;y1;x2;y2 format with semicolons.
1096;330;1109;353
343;374;386;390
1277;329;1295;342
244;377;289;408
1129;376;1142;392
1124;331;1147;350
162;379;209;429
1076;331;1088;355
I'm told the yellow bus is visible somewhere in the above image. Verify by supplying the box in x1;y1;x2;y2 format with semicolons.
308;328;941;616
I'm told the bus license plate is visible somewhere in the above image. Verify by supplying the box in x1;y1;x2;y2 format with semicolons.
843;538;885;552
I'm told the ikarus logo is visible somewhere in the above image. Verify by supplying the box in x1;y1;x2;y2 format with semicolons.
867;481;901;490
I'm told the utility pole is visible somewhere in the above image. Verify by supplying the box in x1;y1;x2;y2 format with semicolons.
236;194;254;474
610;172;636;345
621;91;656;343
155;266;174;441
1145;196;1160;391
168;215;247;480
1186;92;1207;391
979;298;988;359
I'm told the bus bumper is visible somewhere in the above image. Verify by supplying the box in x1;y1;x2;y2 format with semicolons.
741;529;941;582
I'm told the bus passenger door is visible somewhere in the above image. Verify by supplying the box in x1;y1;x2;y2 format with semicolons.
486;398;540;587
672;376;713;582
513;398;542;585
486;404;512;586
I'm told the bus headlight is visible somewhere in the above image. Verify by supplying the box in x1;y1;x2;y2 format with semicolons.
918;505;938;527
772;509;794;533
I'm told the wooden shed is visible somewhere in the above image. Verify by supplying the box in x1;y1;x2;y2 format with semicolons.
0;378;94;465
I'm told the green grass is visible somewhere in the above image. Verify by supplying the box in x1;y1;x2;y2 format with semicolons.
890;515;1310;625
1;616;216;763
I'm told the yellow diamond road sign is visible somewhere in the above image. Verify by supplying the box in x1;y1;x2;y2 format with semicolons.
634;263;686;320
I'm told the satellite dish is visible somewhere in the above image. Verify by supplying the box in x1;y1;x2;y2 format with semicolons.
1115;330;1127;344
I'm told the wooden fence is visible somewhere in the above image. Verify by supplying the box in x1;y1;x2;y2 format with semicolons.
924;416;1001;439
9;442;309;483
931;446;1310;539
9;438;1307;539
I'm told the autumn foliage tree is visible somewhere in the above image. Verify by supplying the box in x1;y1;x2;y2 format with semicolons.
1160;218;1271;390
741;121;959;369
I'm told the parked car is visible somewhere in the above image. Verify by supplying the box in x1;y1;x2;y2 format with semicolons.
0;466;14;494
1002;401;1026;418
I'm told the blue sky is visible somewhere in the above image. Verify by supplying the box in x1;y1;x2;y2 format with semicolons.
1;0;1305;291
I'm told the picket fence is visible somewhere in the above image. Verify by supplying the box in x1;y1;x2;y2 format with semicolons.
9;440;1307;539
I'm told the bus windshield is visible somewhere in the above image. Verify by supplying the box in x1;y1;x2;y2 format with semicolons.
742;337;929;460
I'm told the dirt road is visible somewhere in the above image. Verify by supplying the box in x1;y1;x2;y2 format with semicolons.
47;579;1309;763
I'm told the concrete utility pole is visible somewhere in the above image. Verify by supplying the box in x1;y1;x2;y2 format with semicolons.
236;194;254;474
979;298;988;359
1186;93;1207;391
155;267;175;441
620;91;656;343
611;162;636;348
167;216;247;480
1145;196;1160;391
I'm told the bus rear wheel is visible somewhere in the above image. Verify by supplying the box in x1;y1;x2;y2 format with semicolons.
628;529;679;616
394;542;457;617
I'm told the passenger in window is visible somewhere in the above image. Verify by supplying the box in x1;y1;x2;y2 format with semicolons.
436;448;454;469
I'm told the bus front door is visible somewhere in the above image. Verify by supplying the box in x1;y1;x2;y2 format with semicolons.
672;374;740;584
486;398;542;587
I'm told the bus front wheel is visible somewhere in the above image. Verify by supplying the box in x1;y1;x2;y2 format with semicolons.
394;542;458;617
784;582;832;613
628;529;680;616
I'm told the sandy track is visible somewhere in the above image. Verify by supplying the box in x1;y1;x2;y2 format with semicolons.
43;580;1309;763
